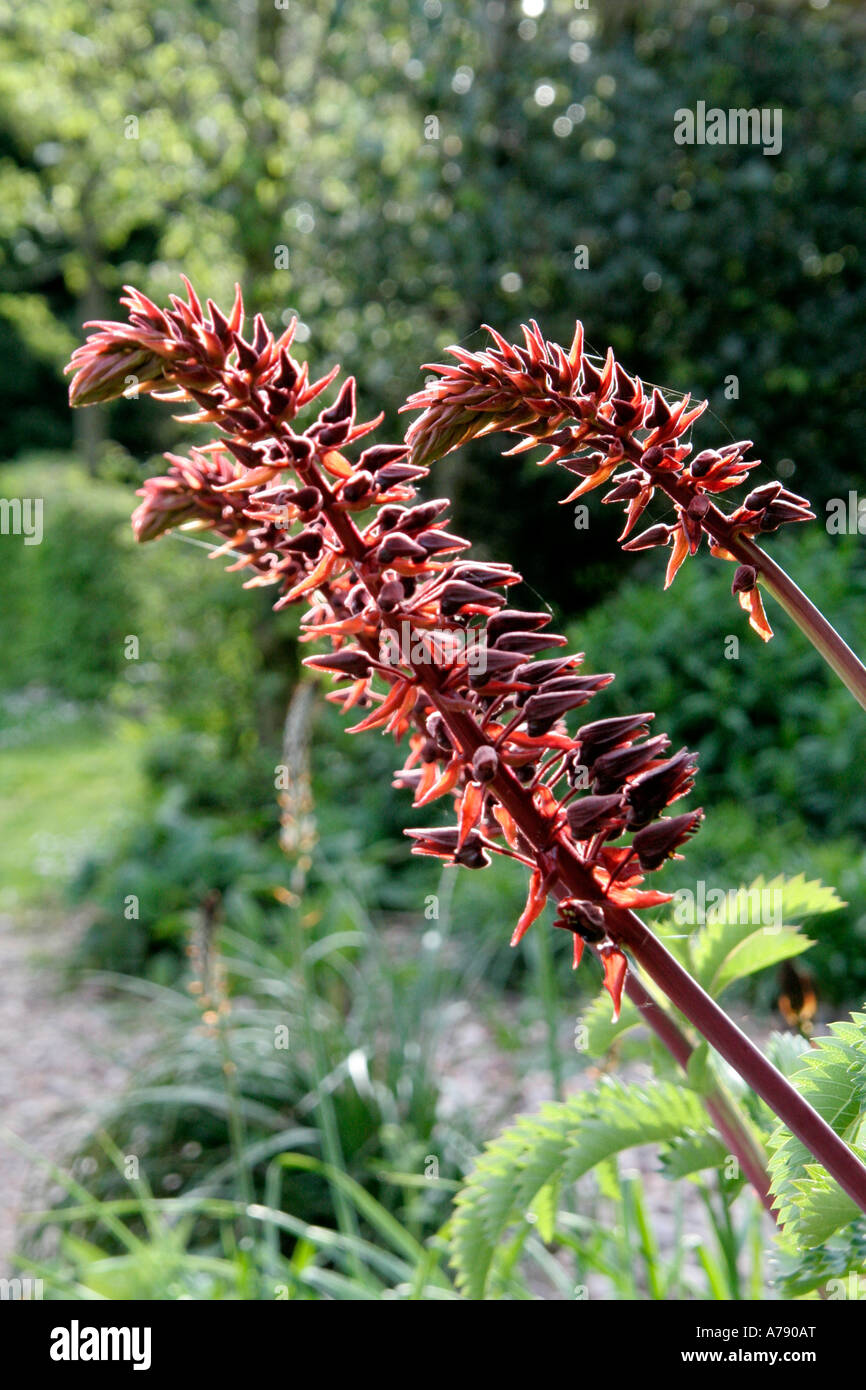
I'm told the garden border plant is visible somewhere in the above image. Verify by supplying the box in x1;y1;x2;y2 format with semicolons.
65;280;866;1229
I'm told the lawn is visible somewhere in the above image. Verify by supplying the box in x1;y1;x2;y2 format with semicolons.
0;703;148;910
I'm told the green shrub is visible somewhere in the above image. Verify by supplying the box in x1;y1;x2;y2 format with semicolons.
0;458;136;700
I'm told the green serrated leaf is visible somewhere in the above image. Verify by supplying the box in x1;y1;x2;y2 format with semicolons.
774;1217;866;1298
580;992;643;1055
765;873;845;921
660;1130;731;1180
769;1010;866;1249
711;928;812;997
765;1030;813;1079
688;873;838;997
530;1180;558;1244
686;1041;712;1095
450;1079;710;1298
788;1170;861;1247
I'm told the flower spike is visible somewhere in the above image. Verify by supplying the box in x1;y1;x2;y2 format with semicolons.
403;321;815;640
67;283;705;1022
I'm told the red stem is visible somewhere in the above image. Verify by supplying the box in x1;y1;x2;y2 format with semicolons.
621;973;776;1216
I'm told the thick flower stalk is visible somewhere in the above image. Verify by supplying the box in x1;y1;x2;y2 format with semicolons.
403;323;866;709
66;282;866;1218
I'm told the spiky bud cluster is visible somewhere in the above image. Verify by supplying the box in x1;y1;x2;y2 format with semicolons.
65;282;704;1019
403;321;815;641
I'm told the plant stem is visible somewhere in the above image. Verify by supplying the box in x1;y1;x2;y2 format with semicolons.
606;902;866;1214
620;435;866;711
550;879;775;1214
620;972;776;1217
737;536;866;711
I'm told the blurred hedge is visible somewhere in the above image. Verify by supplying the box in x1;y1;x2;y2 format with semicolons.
0;460;137;700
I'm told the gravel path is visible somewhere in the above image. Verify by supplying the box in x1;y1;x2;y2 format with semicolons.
0;911;151;1276
0;906;785;1295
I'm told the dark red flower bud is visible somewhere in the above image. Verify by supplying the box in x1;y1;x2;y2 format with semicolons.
624;748;697;827
553;899;607;942
287;528;324;558
454;840;492;869
645;389;672;429
621;524;673;552
604;478;642;503
406;827;490;869
376;462;429;485
492;630;567;655
358;444;411;473
561;451;605;478
416;528;471;554
206;299;233;346
486;609;552;640
579;357;603;394
744;482;782;511
591;734;671;792
439;581;506;616
289;486;322;514
566;793;625;838
513;656;580;687
632;810;703;870
731;564;757;595
641;445;666;468
304;648;371;680
376;505;405;531
468;650;526;688
396;499;451;531
533;673;613;697
523;686;599;733
760;500;815;529
233;334;259;371
342;470;375;504
286;434;315;464
263;387;293;416
375;531;430;564
316;421;353;448
472;746;499;782
610;396;645;428
226;408;262;432
273;349;300;391
687;493;710;519
449;562;516;588
689;449;722;478
613;363;637;398
225;440;264;469
377;578;406;612
576;713;654;758
320;377;356;425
